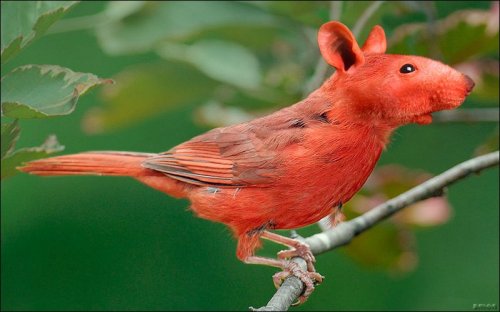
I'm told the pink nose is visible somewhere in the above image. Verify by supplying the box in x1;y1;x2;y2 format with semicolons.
464;75;475;93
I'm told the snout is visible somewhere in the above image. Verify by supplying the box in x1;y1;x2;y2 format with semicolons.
426;71;475;113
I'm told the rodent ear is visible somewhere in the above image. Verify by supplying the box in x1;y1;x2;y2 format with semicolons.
361;25;386;54
318;21;365;73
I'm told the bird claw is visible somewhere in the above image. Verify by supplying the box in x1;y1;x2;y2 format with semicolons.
277;240;316;272
272;261;324;305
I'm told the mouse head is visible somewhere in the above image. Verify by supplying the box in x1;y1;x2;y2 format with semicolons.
317;21;474;126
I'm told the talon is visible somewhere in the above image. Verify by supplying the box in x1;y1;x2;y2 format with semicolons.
271;261;324;305
277;240;316;272
292;295;308;306
309;271;324;285
272;270;290;289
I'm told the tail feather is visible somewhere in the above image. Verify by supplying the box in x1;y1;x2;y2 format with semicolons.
18;151;154;177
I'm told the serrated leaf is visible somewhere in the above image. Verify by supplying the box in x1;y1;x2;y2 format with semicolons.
1;134;64;179
1;65;112;119
95;1;275;55
158;40;262;90
1;120;20;159
1;1;79;64
82;62;217;134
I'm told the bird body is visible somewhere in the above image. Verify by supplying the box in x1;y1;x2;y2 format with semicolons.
19;21;474;287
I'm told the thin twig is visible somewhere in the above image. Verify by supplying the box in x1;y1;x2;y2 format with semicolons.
330;1;342;21
252;151;499;311
302;1;342;95
351;1;385;37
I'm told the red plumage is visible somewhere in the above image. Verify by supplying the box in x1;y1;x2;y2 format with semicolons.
19;21;474;300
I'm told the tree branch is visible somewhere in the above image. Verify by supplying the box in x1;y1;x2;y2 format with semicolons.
251;151;499;311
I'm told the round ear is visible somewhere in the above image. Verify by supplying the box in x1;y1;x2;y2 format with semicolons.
361;25;387;54
317;21;365;73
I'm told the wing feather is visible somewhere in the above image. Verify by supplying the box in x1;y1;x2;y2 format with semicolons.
142;128;281;187
142;107;308;188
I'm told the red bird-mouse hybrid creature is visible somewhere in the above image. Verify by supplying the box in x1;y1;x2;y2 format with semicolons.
20;21;474;302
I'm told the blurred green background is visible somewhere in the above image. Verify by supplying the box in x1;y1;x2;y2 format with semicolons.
1;1;498;310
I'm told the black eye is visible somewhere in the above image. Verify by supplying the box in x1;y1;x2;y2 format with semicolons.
400;64;416;74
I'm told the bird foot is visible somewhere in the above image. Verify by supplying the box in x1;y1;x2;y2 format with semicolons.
277;239;316;272
272;261;324;305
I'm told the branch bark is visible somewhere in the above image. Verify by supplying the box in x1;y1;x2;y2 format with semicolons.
251;151;499;311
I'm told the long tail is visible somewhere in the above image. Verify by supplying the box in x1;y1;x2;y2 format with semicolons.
18;151;189;198
18;151;155;177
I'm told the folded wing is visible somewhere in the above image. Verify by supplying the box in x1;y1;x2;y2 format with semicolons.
142;128;279;187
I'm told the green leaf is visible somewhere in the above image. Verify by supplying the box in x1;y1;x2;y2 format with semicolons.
249;1;330;28
158;40;262;90
1;120;20;159
95;1;276;55
389;7;499;65
187;24;285;52
1;1;79;64
1;134;64;179
82;62;218;134
1;65;112;119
